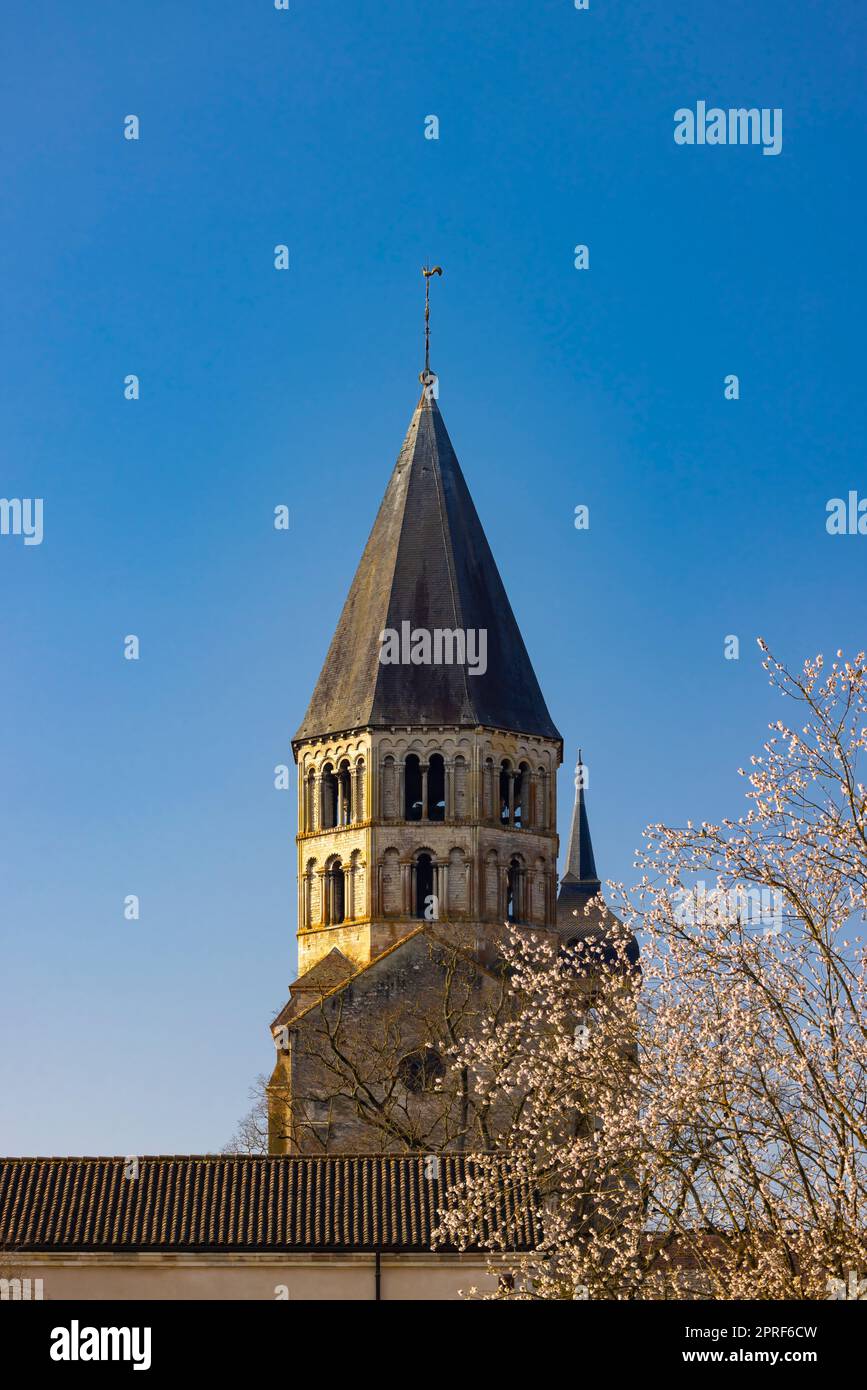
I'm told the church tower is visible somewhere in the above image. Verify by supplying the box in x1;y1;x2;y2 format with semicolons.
267;280;598;1153
290;384;563;976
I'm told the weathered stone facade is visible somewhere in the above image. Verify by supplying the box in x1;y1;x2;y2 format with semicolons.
294;726;559;974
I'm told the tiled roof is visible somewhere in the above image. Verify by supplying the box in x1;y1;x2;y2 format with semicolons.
0;1154;538;1254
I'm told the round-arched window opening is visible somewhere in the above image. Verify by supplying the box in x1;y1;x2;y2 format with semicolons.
506;855;525;923
321;763;338;829
499;760;512;825
405;754;423;821
337;760;352;826
414;853;434;918
427;753;446;821
325;861;345;925
514;762;531;829
398;1048;445;1094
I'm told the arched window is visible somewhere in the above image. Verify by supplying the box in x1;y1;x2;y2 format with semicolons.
324;857;345;925
506;855;526;923
336;759;352;826
398;1048;444;1094
405;754;423;821
500;760;514;825
414;852;434;919
515;762;531;829
321;763;337;829
428;753;445;821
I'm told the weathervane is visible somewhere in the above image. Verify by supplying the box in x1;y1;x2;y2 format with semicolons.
420;264;443;386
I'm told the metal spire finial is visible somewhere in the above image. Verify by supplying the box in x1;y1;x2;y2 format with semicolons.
420;265;443;384
574;747;588;792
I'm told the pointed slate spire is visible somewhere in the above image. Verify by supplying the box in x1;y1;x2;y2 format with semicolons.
294;389;561;747
557;751;640;967
559;750;601;897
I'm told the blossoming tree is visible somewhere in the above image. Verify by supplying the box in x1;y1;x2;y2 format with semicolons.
436;646;867;1300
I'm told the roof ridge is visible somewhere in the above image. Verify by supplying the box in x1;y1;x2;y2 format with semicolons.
279;923;429;1025
275;922;500;1028
427;405;474;721
0;1151;511;1162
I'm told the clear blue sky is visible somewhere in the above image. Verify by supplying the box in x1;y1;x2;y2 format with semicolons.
2;1;865;1155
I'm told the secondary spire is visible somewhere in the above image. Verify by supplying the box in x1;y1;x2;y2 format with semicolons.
561;748;600;890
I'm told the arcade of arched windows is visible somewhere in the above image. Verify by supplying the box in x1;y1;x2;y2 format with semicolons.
302;851;365;929
300;747;554;835
372;751;553;831
303;757;366;833
301;844;551;929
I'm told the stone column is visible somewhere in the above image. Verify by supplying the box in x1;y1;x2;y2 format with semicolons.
436;859;448;918
401;861;412;916
398;761;406;821
444;761;454;820
420;764;429;820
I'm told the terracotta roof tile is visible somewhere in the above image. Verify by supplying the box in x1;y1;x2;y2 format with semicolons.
0;1154;538;1253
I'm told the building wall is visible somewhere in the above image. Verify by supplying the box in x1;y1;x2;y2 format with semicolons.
9;1253;500;1301
268;928;518;1154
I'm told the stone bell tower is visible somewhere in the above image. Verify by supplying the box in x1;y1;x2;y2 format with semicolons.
289;378;563;976
268;275;573;1153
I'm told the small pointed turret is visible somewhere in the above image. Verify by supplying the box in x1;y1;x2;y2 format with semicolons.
556;751;640;967
560;750;601;892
